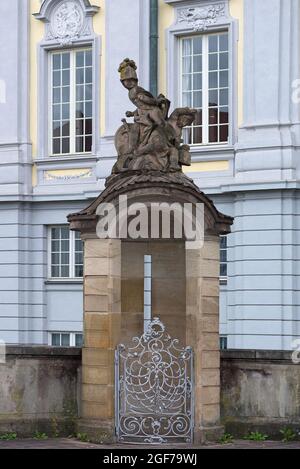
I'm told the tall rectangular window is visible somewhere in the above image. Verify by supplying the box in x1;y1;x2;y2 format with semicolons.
220;235;228;279
51;49;93;156
49;226;83;279
180;32;229;146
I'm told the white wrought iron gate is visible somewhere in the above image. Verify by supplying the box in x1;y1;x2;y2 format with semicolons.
115;318;194;444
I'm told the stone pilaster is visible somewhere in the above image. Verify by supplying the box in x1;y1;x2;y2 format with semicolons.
79;237;121;443
186;236;223;443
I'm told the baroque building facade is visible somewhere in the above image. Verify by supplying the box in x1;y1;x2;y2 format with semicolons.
0;0;299;350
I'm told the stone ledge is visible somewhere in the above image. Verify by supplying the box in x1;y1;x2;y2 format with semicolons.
221;349;293;362
5;346;82;359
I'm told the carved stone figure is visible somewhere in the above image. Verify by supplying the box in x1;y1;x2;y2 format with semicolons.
112;58;197;175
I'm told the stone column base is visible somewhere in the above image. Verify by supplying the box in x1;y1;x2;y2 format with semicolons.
77;419;116;444
194;425;224;444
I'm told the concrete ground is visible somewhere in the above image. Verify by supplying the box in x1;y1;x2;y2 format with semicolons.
0;438;299;449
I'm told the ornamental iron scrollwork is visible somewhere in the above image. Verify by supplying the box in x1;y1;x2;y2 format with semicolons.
115;318;194;444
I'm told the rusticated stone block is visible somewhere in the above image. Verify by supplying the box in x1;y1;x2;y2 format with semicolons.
85;330;109;349
84;312;109;332
82;366;111;386
85;295;109;313
201;386;220;405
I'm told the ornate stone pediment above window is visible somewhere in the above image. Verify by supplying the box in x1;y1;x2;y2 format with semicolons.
165;0;229;32
34;0;100;45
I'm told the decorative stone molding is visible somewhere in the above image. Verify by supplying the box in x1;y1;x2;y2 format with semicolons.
34;0;100;45
44;169;93;182
177;3;226;31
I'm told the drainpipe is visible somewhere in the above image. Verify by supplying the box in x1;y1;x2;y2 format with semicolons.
149;0;158;97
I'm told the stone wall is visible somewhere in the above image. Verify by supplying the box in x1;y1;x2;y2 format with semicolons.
0;346;81;437
1;347;300;439
221;350;300;438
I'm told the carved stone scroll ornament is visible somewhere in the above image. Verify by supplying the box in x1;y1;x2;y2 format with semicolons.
50;1;84;44
178;3;226;31
112;58;197;177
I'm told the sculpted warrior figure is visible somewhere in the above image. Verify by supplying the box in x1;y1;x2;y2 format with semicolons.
112;58;197;174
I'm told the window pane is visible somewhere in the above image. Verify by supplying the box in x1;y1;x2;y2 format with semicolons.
182;92;192;107
51;228;61;239
193;92;202;108
76;85;84;101
76;51;85;68
62;53;70;69
51;266;60;278
53;71;61;87
75;265;84;278
220;89;228;106
62;87;70;103
53;88;60;104
76;137;84;153
76;102;84;117
209;35;218;53
62;104;70;120
209;90;218;107
220;236;227;249
193;73;202;90
193;37;202;55
85;50;92;66
53;54;61;70
209;109;218;125
52;253;60;264
85;67;93;84
209;54;218;71
85;119;93;135
76;68;84;84
53;139;60;154
193;127;202;144
61;138;70;154
182;74;192;91
182;39;192;56
220;125;229;142
53;122;60;138
85;102;92;118
219;34;229;52
75;334;83;347
52;334;60;346
183;57;192;74
183;127;192;144
85;136;92;152
220;263;227;277
219;107;229;124
219;71;228;88
62;121;70;137
61;266;70;277
61;334;70;347
209;72;218;89
53;105;60;121
220;53;228;70
193;55;202;73
209;126;218;143
62;70;70;86
85;85;93;101
76;120;84;136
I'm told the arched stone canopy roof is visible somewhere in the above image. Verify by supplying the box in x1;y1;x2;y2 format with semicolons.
68;171;233;236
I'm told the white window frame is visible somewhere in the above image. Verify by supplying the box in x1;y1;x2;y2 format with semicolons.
179;32;230;147
48;47;93;157
47;226;83;280
48;332;83;347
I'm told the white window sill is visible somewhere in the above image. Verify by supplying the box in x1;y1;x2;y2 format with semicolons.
45;279;83;285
